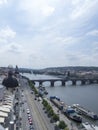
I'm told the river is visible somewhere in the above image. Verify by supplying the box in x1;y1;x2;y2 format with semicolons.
22;73;98;125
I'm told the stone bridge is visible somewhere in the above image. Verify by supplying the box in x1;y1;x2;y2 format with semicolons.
31;78;98;86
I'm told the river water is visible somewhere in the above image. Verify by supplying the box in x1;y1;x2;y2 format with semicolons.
23;73;98;125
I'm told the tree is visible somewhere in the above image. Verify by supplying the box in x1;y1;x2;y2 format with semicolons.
52;113;59;122
58;120;67;129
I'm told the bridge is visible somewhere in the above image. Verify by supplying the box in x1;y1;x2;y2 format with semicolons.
31;77;98;86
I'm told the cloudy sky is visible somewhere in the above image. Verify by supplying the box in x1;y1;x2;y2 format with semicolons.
0;0;98;69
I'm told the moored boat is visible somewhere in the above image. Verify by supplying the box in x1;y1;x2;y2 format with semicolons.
50;96;64;110
72;104;98;120
63;106;82;123
50;96;82;123
82;122;98;130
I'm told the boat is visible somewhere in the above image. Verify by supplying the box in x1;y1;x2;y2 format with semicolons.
38;86;48;96
50;96;63;110
82;122;98;130
44;90;48;95
63;106;82;123
50;96;82;122
72;104;98;120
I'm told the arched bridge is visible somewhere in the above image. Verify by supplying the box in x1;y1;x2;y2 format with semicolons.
31;78;98;86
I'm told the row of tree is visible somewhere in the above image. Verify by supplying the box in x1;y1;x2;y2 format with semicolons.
28;80;69;130
42;99;68;130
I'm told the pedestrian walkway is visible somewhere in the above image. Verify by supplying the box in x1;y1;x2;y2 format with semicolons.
45;97;79;130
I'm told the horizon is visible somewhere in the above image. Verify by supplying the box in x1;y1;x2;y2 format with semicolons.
0;0;98;68
1;65;98;70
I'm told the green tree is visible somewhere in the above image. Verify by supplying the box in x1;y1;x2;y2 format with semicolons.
58;120;67;129
48;108;54;117
52;113;59;122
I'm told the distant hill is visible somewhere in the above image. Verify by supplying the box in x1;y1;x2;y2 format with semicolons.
1;66;98;74
17;66;98;74
43;66;98;72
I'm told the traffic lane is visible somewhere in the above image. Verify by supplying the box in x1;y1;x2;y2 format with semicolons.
20;79;40;130
20;78;51;130
34;96;55;130
24;88;47;130
21;93;30;130
19;81;35;130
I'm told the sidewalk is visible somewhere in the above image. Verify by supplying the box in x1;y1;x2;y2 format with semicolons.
45;98;79;130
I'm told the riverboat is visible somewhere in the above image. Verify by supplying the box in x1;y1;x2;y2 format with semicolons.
50;96;63;110
82;122;98;130
63;106;82;123
38;86;48;96
50;96;82;122
72;104;98;120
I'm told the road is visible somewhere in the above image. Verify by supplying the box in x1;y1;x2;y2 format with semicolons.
19;77;54;130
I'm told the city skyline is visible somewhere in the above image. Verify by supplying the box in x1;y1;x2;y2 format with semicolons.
0;0;98;69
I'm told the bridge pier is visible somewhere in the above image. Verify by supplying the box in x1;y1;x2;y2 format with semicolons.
96;80;98;83
81;80;85;85
62;81;66;86
39;81;43;86
89;80;94;84
51;81;54;87
72;80;76;85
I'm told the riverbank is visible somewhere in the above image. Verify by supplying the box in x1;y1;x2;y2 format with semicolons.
28;79;79;130
22;73;98;127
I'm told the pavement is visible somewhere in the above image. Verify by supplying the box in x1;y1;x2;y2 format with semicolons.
45;98;79;130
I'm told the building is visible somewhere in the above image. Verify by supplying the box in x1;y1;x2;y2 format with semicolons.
0;83;15;130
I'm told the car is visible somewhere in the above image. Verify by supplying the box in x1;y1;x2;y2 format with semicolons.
28;116;32;120
27;111;30;114
31;91;33;94
27;109;30;114
28;116;31;119
29;120;33;125
29;125;34;129
28;114;31;117
34;97;37;100
29;118;32;122
21;93;24;97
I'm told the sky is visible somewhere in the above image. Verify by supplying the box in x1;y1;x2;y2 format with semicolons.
0;0;98;69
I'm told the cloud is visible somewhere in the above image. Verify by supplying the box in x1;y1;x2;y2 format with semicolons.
53;36;78;45
18;0;55;27
0;0;98;68
0;26;16;44
7;43;23;54
41;5;55;16
86;30;98;36
19;0;55;16
0;0;8;5
71;0;98;20
0;42;23;54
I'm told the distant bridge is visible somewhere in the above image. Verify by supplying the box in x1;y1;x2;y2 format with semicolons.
31;78;98;86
